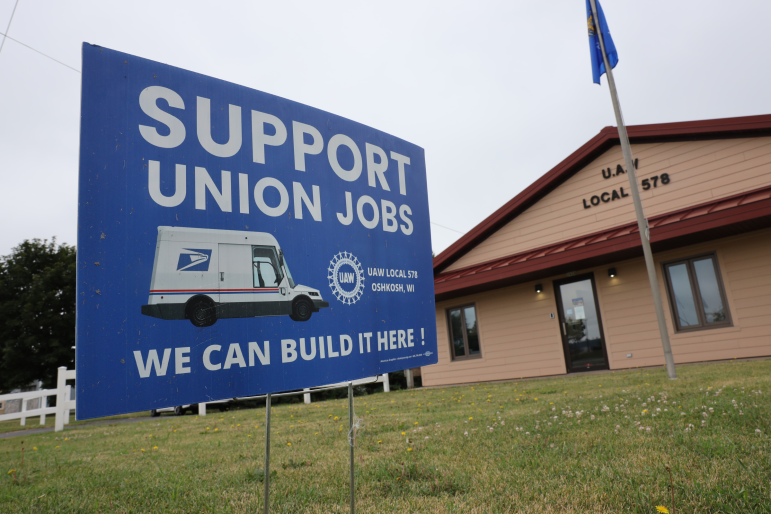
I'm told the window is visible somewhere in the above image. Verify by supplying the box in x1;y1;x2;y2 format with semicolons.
252;246;283;288
447;304;481;360
663;254;731;332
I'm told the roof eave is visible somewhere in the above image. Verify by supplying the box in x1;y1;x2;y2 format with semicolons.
433;114;771;274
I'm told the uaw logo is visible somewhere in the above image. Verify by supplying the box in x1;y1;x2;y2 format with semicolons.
328;252;365;305
176;249;212;272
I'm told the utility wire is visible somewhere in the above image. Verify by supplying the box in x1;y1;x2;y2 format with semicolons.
0;30;80;73
0;0;19;56
431;222;464;234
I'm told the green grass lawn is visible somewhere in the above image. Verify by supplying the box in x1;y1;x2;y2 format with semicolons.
1;359;769;513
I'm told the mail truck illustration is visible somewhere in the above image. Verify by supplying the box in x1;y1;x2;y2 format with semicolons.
141;227;329;326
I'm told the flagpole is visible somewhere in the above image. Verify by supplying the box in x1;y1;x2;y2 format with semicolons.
589;0;677;379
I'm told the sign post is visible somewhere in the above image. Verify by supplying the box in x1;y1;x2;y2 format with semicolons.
263;393;271;514
348;382;355;514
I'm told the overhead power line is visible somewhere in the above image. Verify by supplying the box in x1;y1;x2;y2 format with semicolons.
0;30;80;73
0;0;19;56
431;222;464;234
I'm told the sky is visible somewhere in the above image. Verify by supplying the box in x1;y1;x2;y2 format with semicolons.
1;0;770;258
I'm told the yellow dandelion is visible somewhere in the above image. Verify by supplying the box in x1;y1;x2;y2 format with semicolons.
33;447;38;450
377;440;382;444
407;448;412;452
64;438;69;441
656;507;670;514
153;446;158;450
414;422;418;425
315;432;319;435
214;428;218;431
237;424;240;427
7;469;15;475
55;446;59;448
248;435;252;437
469;417;473;420
334;416;339;420
401;432;406;435
206;427;210;430
173;430;177;432
141;449;145;452
287;442;291;446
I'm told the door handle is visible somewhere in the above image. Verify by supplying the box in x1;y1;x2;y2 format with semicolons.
220;272;224;282
562;322;566;336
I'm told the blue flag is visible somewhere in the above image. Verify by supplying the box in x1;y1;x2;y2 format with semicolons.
586;0;618;84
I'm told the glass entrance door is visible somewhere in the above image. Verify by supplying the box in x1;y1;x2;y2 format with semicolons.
554;274;609;372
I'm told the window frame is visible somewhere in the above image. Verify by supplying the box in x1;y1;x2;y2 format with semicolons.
662;252;732;333
251;245;284;289
446;303;482;361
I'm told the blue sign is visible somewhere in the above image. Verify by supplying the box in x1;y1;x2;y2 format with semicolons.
76;44;437;420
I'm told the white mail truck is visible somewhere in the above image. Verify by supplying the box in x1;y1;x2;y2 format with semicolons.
141;226;328;326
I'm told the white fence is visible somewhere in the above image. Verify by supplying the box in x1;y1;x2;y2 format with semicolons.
302;374;389;404
0;366;75;432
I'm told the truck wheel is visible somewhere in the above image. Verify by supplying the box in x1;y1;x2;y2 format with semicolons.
175;406;184;416
150;409;159;417
188;297;216;327
290;297;313;322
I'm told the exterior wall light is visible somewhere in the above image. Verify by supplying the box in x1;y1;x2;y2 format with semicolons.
535;283;543;293
608;267;617;278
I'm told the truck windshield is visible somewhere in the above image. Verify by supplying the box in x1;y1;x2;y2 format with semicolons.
283;257;296;289
252;246;283;288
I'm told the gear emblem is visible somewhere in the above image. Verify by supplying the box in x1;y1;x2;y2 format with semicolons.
328;251;365;305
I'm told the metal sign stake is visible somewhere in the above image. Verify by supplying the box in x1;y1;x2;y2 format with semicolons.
264;393;272;514
348;381;355;514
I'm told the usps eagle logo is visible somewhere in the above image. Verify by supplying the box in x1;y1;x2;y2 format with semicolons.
176;249;212;272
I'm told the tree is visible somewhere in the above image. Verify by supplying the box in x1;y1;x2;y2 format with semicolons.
0;238;76;391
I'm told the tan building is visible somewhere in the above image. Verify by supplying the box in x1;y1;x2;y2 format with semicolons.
425;114;771;387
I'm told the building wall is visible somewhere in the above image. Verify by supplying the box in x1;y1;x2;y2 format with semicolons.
428;281;566;387
446;137;771;272
423;228;771;387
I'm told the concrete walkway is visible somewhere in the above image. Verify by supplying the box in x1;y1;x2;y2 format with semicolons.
0;414;179;439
